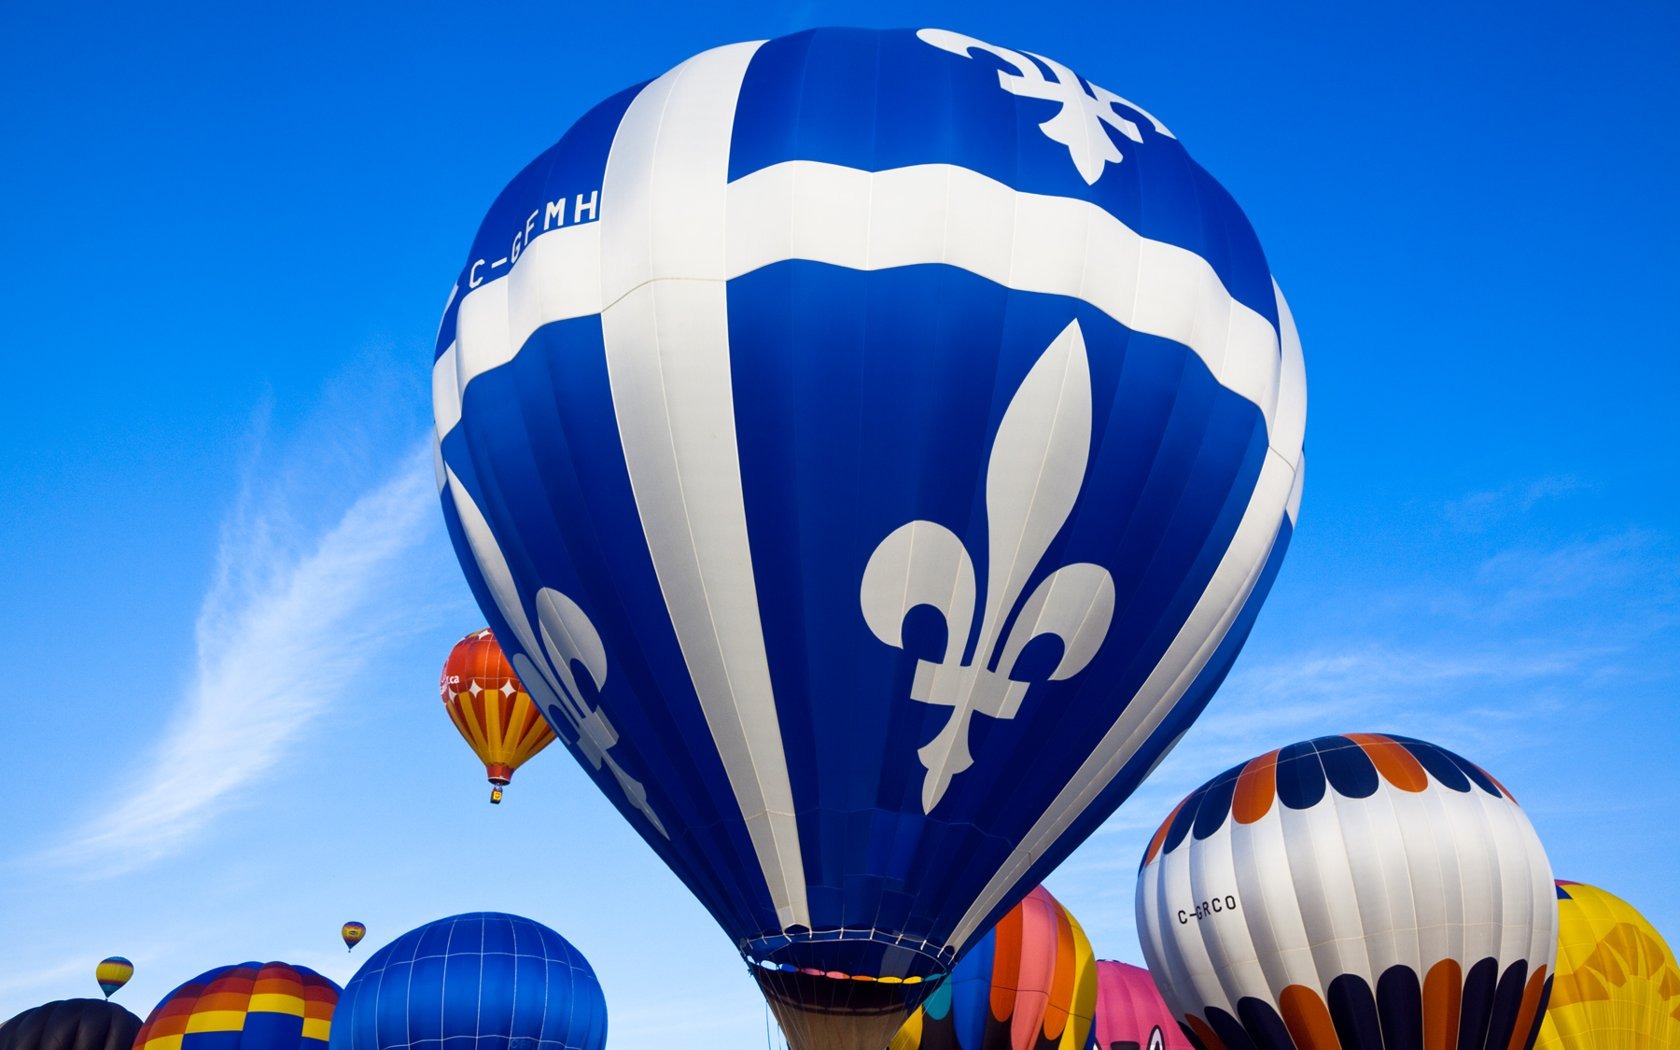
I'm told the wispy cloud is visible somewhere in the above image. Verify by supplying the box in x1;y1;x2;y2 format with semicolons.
1443;475;1586;533
0;957;95;1002
45;433;438;875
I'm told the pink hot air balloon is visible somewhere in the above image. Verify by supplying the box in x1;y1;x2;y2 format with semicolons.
1095;961;1193;1050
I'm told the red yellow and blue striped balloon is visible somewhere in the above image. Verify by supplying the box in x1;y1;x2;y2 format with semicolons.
96;957;134;999
134;962;339;1050
892;885;1098;1050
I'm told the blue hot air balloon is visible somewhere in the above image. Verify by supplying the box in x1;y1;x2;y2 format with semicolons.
327;913;605;1050
433;25;1306;1049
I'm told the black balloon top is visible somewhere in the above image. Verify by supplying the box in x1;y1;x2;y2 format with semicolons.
0;999;141;1050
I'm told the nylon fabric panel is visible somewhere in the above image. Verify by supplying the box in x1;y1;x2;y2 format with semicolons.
1535;881;1680;1050
1094;962;1193;1050
727;30;1277;321
443;313;784;939
726;261;1265;951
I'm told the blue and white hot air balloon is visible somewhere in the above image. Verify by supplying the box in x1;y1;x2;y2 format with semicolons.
433;26;1307;1050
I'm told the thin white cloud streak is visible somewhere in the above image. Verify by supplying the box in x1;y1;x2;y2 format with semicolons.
1442;475;1585;533
0;958;93;1001
45;441;438;875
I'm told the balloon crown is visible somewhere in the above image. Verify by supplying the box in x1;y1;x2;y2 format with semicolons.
1142;733;1517;867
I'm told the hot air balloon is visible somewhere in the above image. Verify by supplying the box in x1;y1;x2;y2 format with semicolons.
95;959;133;1000
1094;961;1191;1050
434;25;1306;1048
0;1000;140;1050
133;962;338;1050
439;629;557;803
1137;734;1557;1050
891;885;1098;1050
1535;880;1680;1050
340;923;365;952
327;912;605;1050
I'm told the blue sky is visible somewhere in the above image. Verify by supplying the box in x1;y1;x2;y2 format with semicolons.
1;1;1675;1047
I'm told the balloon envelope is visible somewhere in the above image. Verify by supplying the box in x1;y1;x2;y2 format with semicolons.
1093;962;1190;1050
328;912;605;1050
435;23;1305;1045
95;959;133;1000
1535;880;1680;1050
0;1000;140;1050
892;886;1098;1050
134;963;338;1050
340;923;365;952
439;629;557;802
1137;734;1556;1050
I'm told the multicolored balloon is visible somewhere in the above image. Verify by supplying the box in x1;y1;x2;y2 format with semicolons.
1093;961;1190;1050
95;958;133;1000
1535;880;1680;1050
891;886;1098;1050
435;25;1305;1048
0;1000;140;1050
328;912;605;1050
340;923;365;953
134;963;338;1050
1138;734;1556;1050
439;629;557;803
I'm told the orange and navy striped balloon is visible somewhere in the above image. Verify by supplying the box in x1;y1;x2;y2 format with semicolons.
892;885;1099;1050
439;629;557;803
134;962;338;1050
1138;734;1556;1050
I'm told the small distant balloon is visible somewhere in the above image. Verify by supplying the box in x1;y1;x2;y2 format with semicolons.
439;629;557;803
95;959;133;1000
341;923;366;953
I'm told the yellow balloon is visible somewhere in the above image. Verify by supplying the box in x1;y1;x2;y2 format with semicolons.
1536;881;1680;1050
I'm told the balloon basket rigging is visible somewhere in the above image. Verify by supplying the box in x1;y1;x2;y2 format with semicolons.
751;965;935;1050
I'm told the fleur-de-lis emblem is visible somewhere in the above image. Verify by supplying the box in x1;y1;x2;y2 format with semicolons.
861;320;1117;811
918;28;1175;185
443;464;668;837
510;588;669;838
